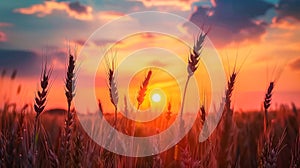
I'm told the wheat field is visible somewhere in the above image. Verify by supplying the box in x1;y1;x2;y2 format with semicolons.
0;42;299;168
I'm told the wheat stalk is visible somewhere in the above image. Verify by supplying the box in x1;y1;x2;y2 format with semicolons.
41;123;59;168
73;131;84;168
264;82;274;132
34;64;51;119
179;31;207;136
105;52;119;127
0;132;6;167
225;71;236;112
136;70;152;110
65;53;76;109
290;130;300;168
181;32;206;115
98;99;103;118
62;51;76;168
15;105;27;166
200;105;206;125
259;129;287;168
31;61;51;167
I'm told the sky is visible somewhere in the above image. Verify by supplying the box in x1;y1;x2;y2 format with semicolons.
0;0;299;112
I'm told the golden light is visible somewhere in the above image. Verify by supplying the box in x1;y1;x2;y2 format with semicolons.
151;93;161;103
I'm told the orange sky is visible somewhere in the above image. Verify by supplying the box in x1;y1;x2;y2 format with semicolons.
0;0;299;113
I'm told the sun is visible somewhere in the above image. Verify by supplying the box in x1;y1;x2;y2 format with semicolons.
152;93;161;103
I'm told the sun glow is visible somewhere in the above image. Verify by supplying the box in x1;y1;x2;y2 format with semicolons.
152;93;161;103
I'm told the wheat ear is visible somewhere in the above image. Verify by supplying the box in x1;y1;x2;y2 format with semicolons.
34;63;51;119
225;71;236;112
187;32;207;77
263;82;274;132
136;70;152;110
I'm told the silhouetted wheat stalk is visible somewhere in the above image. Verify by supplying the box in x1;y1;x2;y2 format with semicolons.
15;104;27;166
258;129;287;168
73;130;84;168
105;53;119;127
98;99;103;118
62;52;76;168
31;62;51;167
200;105;206;125
219;70;238;166
137;70;152;110
34;64;51;119
0;132;6;167
290;130;300;168
182;32;206;113
264;82;274;132
65;52;76;112
41;123;59;168
179;32;207;134
225;71;236;112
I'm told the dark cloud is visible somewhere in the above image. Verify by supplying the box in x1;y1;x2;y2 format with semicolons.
68;1;88;14
95;39;123;46
0;49;68;77
0;49;40;76
290;58;300;71
88;39;120;46
276;0;300;21
189;0;273;47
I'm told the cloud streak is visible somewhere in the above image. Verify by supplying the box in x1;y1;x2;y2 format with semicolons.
290;58;300;71
97;11;128;22
129;0;198;11
0;32;7;42
0;22;13;27
14;1;93;21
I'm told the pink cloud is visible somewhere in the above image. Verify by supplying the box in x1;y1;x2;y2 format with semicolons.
0;32;7;42
98;11;126;21
0;22;13;27
131;0;198;11
14;1;93;21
